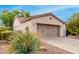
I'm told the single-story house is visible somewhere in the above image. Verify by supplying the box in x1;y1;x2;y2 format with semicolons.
13;13;66;38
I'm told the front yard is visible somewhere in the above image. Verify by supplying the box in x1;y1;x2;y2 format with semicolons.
0;40;72;54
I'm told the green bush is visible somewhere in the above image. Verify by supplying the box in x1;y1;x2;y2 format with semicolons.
0;26;8;31
8;33;40;54
0;26;13;40
70;31;78;36
0;30;13;40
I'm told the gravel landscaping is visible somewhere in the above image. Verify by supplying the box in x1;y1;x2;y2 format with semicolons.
0;40;9;54
0;40;72;54
35;42;72;54
68;36;79;40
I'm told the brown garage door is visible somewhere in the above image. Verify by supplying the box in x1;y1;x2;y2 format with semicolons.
37;24;60;38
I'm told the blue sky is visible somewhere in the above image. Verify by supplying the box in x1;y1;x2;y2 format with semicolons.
0;5;79;24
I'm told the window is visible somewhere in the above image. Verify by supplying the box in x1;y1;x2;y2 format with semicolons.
49;17;52;20
25;27;29;32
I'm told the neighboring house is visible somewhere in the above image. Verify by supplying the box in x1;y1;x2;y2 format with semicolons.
13;13;66;38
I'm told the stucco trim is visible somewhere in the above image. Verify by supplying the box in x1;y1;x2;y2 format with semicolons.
37;23;60;26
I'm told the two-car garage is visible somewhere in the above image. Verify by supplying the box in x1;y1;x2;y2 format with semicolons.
37;23;60;38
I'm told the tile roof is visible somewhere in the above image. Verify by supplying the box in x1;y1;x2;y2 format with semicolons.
16;13;65;24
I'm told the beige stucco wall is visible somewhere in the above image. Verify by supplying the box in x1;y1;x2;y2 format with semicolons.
21;21;32;32
13;17;32;33
13;17;21;31
30;15;66;36
14;15;66;36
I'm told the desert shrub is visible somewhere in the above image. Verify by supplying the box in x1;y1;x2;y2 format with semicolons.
0;26;13;40
0;26;8;32
8;33;40;54
0;30;13;40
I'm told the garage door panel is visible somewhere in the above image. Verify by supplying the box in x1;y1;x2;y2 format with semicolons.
37;24;59;38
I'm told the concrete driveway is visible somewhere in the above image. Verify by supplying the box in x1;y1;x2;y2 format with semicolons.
41;37;79;54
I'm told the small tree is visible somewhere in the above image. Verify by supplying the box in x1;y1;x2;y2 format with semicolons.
66;12;79;35
0;10;30;27
0;10;15;27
